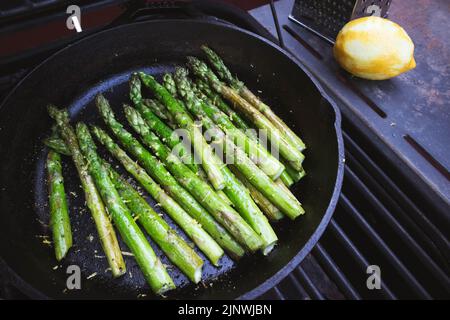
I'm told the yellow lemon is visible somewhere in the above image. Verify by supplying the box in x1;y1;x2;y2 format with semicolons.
334;16;416;80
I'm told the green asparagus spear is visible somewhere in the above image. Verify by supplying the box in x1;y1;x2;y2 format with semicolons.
138;72;225;190
92;126;224;266
44;135;71;156
201;45;306;151
124;105;263;252
230;166;284;222
175;68;284;180
47;105;126;278
104;160;204;283
76;123;174;294
187;57;305;171
162;73;181;99
220;163;278;255
130;74;198;173
142;99;169;122
197;167;233;206
195;78;258;140
46;150;72;261
95;95;244;259
223;134;304;219
284;160;306;183
279;170;295;187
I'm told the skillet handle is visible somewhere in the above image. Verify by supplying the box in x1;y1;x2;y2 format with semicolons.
109;0;276;43
110;0;205;26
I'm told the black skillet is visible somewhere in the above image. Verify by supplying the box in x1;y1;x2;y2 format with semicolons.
0;19;344;299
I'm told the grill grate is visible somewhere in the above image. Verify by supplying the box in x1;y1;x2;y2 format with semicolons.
259;121;449;299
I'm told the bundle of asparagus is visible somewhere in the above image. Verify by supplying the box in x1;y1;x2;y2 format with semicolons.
43;46;307;296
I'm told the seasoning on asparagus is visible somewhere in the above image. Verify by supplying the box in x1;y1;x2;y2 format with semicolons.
187;56;305;171
92;126;224;266
139;72;226;191
95;95;245;259
175;67;284;180
76;122;174;294
47;105;126;277
124;104;263;252
104;160;204;283
201;45;306;151
46;150;72;261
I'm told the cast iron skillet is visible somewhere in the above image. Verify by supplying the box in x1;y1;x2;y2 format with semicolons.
0;20;344;299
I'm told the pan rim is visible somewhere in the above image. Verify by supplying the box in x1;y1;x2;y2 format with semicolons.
0;19;344;300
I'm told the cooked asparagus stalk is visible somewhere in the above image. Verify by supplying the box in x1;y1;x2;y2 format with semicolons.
139;72;226;190
95;95;244;259
220;164;278;255
46;150;72;261
92;126;224;266
162;73;181;99
198;167;233;206
284;160;306;183
124;105;263;252
279;170;295;187
195;78;257;140
175;68;284;180
44;135;71;156
142;99;175;127
76;123;174;294
223;134;304;219
201;45;306;151
230;166;284;222
187;57;304;171
130;74;198;173
47;105;126;277
104;160;204;283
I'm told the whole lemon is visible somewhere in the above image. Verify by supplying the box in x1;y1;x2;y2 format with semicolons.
333;16;416;80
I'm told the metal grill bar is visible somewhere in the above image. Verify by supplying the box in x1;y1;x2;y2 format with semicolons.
340;193;432;299
286;273;310;299
272;286;286;300
328;219;397;299
344;165;450;290
343;131;450;267
313;243;361;300
294;266;324;300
